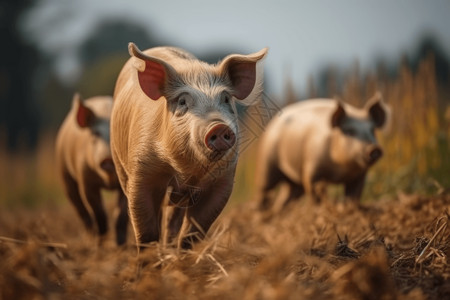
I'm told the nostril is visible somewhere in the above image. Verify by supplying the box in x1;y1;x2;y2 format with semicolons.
205;124;236;152
367;147;383;163
372;149;382;159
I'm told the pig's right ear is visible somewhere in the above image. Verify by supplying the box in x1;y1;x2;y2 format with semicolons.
331;101;346;128
365;92;388;128
128;42;177;100
74;94;95;128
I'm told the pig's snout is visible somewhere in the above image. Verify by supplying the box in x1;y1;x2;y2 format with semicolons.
365;145;383;165
205;124;236;152
100;158;115;173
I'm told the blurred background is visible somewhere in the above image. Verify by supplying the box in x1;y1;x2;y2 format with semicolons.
1;0;449;208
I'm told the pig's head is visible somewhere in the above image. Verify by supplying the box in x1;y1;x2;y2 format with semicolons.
73;94;116;179
330;92;388;171
128;43;267;177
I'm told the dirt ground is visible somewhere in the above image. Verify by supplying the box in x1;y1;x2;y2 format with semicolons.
1;191;449;300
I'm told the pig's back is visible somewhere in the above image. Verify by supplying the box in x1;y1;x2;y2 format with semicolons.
143;47;197;63
262;99;336;183
56;99;91;178
280;99;337;123
84;96;113;120
265;99;336;144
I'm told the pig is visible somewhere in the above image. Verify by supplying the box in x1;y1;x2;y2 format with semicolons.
55;94;129;245
256;92;388;210
111;43;267;249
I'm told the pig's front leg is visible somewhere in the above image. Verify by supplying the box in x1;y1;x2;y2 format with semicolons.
128;181;166;248
303;164;322;204
344;173;366;203
181;175;234;249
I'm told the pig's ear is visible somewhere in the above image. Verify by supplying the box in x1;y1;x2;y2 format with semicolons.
331;100;346;128
128;42;177;101
74;94;95;128
220;48;268;105
365;92;387;128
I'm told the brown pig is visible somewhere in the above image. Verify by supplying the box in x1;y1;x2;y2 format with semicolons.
55;94;128;245
256;93;388;209
111;43;267;249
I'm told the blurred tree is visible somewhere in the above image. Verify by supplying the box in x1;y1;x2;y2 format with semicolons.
76;54;129;98
283;75;298;106
78;18;157;66
75;19;158;98
0;0;41;152
36;19;159;129
317;65;340;98
413;33;449;84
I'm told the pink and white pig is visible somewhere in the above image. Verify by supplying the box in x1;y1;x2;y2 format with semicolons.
111;43;267;249
56;94;128;245
256;93;389;209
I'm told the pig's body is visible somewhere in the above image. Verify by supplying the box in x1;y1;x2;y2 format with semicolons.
256;95;387;209
112;44;267;248
56;94;128;245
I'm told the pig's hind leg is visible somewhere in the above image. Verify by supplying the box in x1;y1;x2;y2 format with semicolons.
115;190;129;245
80;182;108;238
62;173;94;232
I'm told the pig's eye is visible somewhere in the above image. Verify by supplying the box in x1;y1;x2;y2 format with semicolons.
177;94;192;108
174;94;192;116
342;128;356;136
221;92;231;105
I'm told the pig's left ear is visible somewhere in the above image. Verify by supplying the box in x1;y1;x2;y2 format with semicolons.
219;48;268;105
74;94;95;128
365;92;387;128
129;42;177;101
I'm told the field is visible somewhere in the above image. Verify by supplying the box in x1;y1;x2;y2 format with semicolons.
1;188;449;299
1;50;450;299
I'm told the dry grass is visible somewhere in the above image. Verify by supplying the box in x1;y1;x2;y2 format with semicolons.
1;191;449;299
1;43;449;300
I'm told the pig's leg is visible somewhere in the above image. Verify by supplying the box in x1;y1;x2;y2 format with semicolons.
115;189;129;245
257;164;284;210
283;181;305;207
80;182;108;237
303;164;321;203
62;172;94;231
181;176;233;249
313;182;327;202
168;206;186;242
344;174;366;203
128;183;166;247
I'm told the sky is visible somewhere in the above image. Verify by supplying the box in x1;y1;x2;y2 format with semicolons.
21;0;450;96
